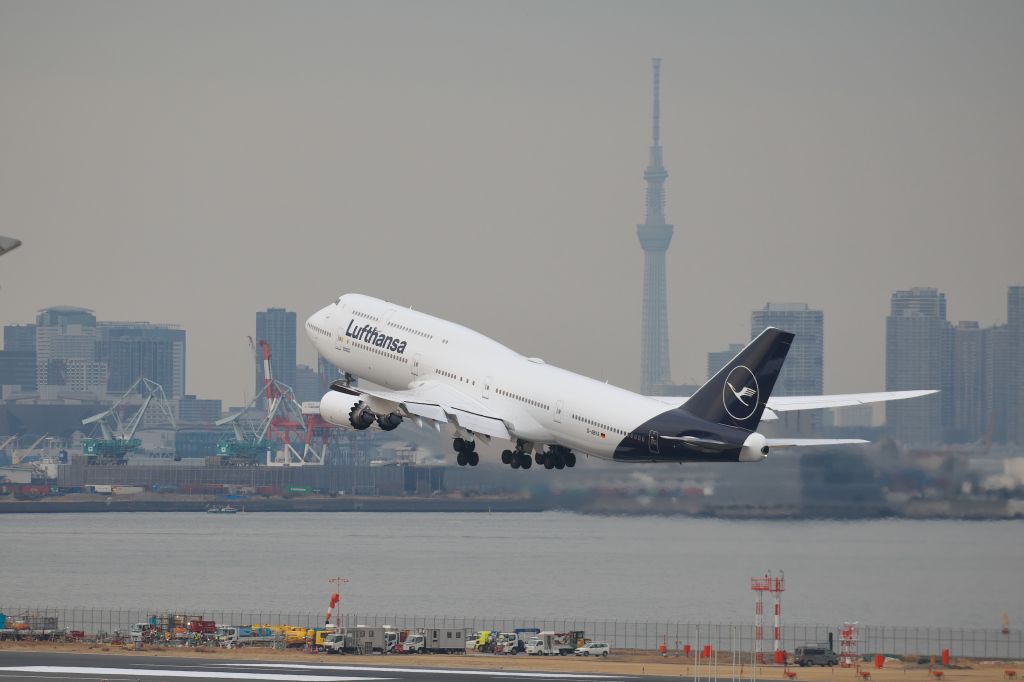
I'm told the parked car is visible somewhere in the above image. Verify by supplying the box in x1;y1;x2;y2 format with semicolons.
795;646;837;667
575;642;610;657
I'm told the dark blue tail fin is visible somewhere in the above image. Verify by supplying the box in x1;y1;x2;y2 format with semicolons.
681;327;794;430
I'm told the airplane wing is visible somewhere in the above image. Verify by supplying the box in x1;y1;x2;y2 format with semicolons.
333;381;511;440
765;438;868;448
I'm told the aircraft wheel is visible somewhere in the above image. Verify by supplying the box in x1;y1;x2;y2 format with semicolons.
453;438;467;453
468;451;479;466
544;458;555;470
501;450;513;464
534;452;545;466
510;456;521;469
456;452;467;467
565;452;576;468
554;453;565;470
519;453;532;469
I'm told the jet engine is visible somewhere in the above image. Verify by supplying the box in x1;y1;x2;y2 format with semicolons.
376;412;403;431
739;432;769;462
318;390;362;428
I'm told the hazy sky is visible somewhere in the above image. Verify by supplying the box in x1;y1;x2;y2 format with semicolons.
1;1;1022;406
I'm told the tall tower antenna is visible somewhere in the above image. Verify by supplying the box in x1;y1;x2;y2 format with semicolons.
637;57;674;394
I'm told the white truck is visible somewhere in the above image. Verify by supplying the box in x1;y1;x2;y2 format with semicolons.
348;625;400;654
323;631;351;654
401;627;468;654
525;631;583;656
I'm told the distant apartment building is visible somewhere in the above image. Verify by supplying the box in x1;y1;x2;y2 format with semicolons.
885;288;953;445
751;303;823;397
98;322;186;398
707;343;743;379
255;308;296;399
1008;286;1024;444
951;321;988;442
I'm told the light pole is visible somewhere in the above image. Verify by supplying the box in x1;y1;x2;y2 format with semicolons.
328;577;350;629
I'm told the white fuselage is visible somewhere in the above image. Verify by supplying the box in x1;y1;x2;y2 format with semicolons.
306;294;673;460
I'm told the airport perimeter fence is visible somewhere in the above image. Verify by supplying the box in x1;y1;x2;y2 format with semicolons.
2;606;1023;660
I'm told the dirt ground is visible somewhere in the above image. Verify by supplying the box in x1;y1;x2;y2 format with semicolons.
1;640;1021;681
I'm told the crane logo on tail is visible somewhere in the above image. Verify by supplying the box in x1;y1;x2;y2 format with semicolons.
722;365;759;421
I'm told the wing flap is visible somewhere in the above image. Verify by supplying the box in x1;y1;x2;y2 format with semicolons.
448;408;511;440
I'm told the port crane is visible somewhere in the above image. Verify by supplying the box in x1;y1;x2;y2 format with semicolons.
80;377;176;464
216;338;327;466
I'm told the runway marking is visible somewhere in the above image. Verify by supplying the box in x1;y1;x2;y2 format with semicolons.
226;664;623;679
0;667;391;681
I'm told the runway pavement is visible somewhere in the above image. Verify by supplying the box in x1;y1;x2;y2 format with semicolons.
0;651;685;682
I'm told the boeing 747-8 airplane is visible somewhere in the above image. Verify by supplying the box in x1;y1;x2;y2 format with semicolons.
306;294;934;470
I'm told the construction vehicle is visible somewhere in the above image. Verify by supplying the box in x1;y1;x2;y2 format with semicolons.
81;377;176;464
399;627;469;654
215;625;277;647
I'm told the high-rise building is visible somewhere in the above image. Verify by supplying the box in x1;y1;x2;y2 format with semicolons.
255;308;296;397
0;350;36;393
177;395;222;424
293;364;320;404
707;343;743;379
751;303;824;397
750;303;824;432
637;58;675;395
98;323;186;398
2;324;37;392
1007;286;1024;444
885;288;952;445
951;321;988;442
34;306;104;398
3;324;36;352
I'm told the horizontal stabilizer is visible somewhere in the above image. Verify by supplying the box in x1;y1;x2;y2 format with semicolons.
765;438;868;448
767;390;938;412
660;435;734;452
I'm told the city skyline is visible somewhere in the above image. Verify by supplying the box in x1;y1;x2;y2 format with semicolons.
4;281;1022;445
1;2;1022;407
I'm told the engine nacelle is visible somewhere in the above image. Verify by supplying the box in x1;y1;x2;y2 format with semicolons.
739;432;769;462
376;412;403;431
318;390;362;428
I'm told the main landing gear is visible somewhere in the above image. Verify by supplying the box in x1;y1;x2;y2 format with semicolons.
453;438;479;467
500;442;575;471
500;447;532;470
535;445;575;470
